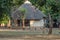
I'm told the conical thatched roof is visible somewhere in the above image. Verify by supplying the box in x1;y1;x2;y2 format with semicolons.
11;0;46;20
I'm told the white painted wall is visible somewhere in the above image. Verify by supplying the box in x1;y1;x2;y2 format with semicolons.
30;19;45;27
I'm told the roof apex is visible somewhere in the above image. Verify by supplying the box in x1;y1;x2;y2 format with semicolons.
24;0;31;4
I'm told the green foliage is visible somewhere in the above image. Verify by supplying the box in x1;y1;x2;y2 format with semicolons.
0;0;11;24
0;0;60;24
13;0;24;6
20;8;26;13
41;0;60;19
19;8;27;18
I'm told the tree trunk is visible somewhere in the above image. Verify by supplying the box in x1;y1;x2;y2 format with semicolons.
48;13;53;34
22;18;25;30
7;20;11;28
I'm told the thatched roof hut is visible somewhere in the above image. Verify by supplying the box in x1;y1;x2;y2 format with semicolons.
11;0;46;20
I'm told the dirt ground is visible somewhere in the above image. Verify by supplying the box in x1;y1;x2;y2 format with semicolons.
0;38;60;40
0;35;60;40
0;28;60;40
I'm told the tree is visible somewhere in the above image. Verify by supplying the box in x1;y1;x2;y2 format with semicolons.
19;8;27;30
0;0;12;24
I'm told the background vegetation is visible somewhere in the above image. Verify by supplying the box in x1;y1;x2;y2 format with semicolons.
0;0;60;24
